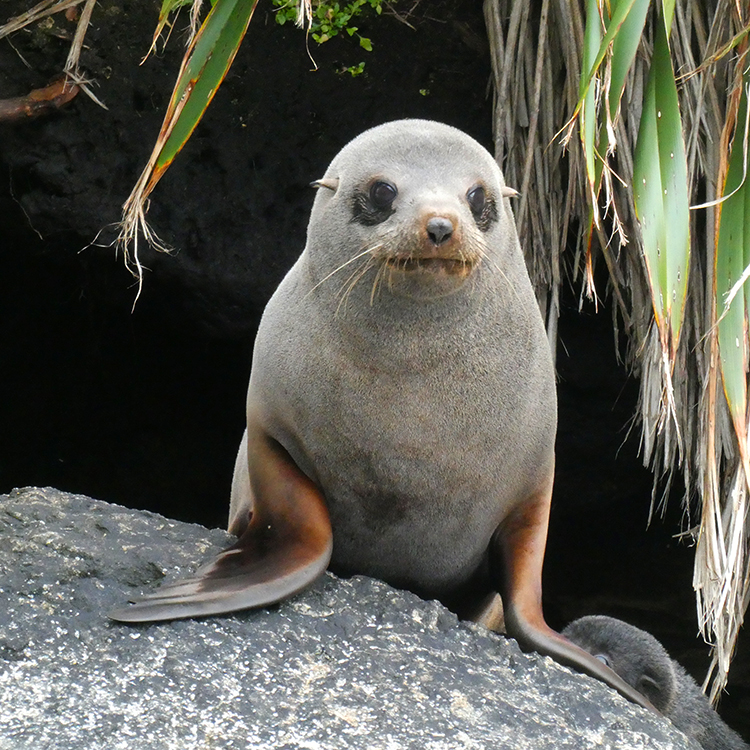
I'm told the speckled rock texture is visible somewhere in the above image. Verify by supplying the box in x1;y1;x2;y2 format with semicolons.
1;487;701;750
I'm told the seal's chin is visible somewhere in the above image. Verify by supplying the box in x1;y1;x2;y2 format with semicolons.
384;256;477;278
378;255;479;300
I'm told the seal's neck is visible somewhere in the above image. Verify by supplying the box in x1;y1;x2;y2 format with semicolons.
303;256;504;367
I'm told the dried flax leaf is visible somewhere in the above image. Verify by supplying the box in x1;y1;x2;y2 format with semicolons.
699;467;750;702
516;0;550;227
0;0;84;39
699;62;750;700
0;0;102;107
62;0;107;109
688;13;725;679
485;0;586;334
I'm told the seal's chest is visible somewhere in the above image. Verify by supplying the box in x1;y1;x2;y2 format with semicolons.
320;439;499;592
305;389;512;530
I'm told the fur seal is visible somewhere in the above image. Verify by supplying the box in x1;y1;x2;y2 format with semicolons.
110;119;653;711
564;615;749;748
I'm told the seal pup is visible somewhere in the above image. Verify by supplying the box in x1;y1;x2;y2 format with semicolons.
110;119;653;711
564;615;749;748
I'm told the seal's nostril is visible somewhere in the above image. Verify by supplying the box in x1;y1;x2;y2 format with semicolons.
426;216;454;246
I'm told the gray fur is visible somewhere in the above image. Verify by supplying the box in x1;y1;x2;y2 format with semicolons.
563;615;749;749
230;119;556;599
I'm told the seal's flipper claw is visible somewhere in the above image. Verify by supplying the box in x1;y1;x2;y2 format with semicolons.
489;480;659;714
110;433;333;623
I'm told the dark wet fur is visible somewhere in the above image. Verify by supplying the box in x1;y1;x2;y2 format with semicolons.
564;616;749;750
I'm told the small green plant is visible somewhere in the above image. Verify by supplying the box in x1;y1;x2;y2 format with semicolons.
343;61;366;76
272;0;385;51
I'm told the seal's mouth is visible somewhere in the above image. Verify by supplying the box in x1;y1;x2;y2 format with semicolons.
384;256;476;277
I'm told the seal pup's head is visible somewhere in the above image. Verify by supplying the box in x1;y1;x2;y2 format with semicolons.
564;616;750;749
304;119;521;304
563;615;678;713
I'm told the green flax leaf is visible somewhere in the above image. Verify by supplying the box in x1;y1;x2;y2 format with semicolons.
661;0;676;32
155;0;260;173
578;0;639;106
580;0;603;189
632;10;690;359
608;0;650;120
717;76;750;435
579;0;649;201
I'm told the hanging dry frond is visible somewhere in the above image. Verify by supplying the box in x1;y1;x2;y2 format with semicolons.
484;0;749;701
698;51;750;702
0;0;84;38
0;0;102;110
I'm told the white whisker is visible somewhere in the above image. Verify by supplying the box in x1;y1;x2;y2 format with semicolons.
336;258;375;317
304;247;375;299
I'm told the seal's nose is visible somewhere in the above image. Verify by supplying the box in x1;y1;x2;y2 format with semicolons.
426;216;454;246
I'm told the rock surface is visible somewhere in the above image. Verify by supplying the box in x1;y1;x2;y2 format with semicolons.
1;487;700;749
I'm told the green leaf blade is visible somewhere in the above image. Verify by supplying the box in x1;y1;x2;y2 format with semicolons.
653;14;690;343
608;0;650;119
579;0;648;199
580;0;603;191
156;0;260;170
578;0;638;102
581;0;603;93
717;199;747;425
717;78;750;427
661;0;676;33
633;78;666;322
632;12;690;353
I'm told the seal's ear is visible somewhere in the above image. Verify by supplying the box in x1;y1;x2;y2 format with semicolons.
501;186;519;198
311;177;340;192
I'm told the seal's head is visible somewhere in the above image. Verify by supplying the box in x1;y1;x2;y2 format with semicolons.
304;119;520;302
563;615;678;713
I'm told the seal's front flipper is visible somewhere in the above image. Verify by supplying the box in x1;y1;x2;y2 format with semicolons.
109;432;332;623
490;481;659;714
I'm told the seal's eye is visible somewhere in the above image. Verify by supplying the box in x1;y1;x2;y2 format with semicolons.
467;185;486;215
370;181;398;209
353;181;398;226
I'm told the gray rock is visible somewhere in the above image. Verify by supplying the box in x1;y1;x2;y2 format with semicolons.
1;487;701;749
